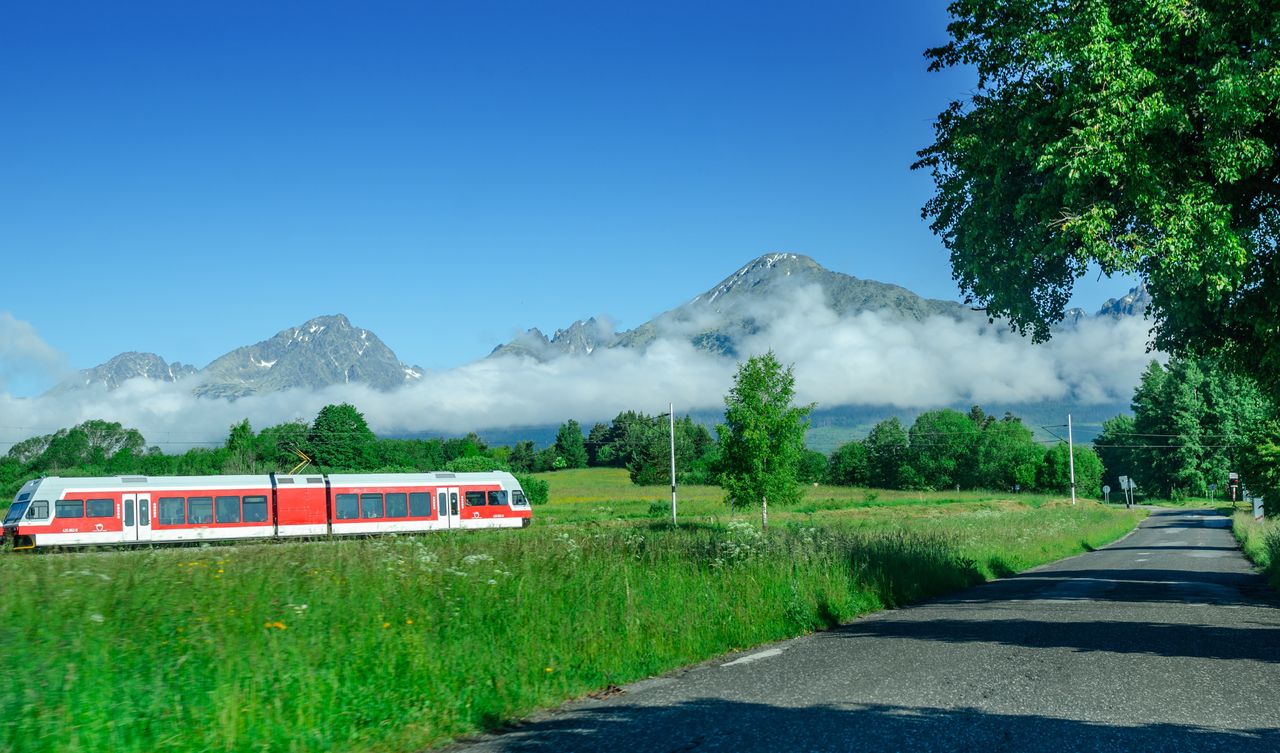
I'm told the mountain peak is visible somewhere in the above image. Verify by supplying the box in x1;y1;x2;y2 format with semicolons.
1096;283;1150;318
691;253;824;306
193;314;407;398
46;352;197;395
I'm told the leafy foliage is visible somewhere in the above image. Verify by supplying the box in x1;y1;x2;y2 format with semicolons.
717;352;813;508
307;403;377;470
825;441;869;486
1096;357;1272;497
553;420;589;470
917;1;1280;398
907;409;979;489
865;418;910;489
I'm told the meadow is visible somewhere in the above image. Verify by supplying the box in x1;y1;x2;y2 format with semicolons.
1;469;1145;753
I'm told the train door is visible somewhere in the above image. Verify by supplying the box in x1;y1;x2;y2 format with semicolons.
444;486;460;529
137;493;152;542
122;494;153;543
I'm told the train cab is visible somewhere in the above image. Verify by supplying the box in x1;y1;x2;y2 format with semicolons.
3;478;50;550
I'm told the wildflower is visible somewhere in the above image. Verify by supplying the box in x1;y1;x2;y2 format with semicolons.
545;667;554;673
263;621;287;631
406;619;414;625
382;622;391;629
462;553;493;566
88;613;104;624
487;579;498;585
216;569;224;574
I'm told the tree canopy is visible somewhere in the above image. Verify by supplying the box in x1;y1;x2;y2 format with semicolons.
717;352;812;509
1095;356;1271;497
917;1;1280;394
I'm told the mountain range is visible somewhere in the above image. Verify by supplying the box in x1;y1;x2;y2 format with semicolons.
48;253;1148;399
49;314;423;399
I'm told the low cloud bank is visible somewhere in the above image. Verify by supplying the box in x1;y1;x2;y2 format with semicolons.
0;290;1157;452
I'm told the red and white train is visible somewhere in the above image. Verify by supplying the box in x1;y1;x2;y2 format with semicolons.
2;471;532;550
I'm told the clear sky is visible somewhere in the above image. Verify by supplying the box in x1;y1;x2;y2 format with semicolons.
1;1;1136;396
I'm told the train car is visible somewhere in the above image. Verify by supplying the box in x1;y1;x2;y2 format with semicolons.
1;471;532;550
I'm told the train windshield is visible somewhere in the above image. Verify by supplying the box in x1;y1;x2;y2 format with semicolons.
511;490;528;507
3;502;28;525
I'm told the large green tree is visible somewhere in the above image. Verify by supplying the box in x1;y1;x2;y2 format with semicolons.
918;2;1280;395
907;408;980;490
967;417;1045;491
864;418;910;489
825;440;870;486
717;352;812;511
307;403;376;471
553;420;589;470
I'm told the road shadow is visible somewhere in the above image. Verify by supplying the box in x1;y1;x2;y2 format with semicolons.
832;615;1280;663
942;566;1280;609
458;697;1280;752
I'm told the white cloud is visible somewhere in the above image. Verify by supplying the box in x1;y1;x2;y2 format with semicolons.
0;287;1158;453
0;313;71;394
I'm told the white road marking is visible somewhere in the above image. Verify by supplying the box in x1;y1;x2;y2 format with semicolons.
1135;558;1149;562
722;648;784;667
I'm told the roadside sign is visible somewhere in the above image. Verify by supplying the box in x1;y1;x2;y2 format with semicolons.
1102;484;1111;504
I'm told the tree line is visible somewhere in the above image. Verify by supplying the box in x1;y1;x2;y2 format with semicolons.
822;407;1101;497
1095;356;1277;506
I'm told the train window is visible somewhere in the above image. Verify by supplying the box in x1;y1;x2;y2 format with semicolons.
385;493;408;518
124;502;134;527
410;492;432;517
55;499;85;518
188;497;214;525
139;500;150;526
26;501;49;519
159;497;185;525
215;496;241;524
487;490;508;507
438;491;447;512
360;493;384;519
511;490;528;507
335;494;359;520
464;491;486;507
243;496;268;523
86;498;114;518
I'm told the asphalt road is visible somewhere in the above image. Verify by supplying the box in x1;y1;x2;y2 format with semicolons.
450;508;1280;752
450;509;1280;747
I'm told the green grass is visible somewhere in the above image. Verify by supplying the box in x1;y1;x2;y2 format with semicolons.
0;470;1145;753
1231;511;1280;589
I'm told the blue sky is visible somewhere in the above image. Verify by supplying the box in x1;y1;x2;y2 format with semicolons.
1;1;1136;396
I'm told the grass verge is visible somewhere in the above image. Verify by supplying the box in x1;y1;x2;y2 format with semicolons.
1231;511;1280;589
1;484;1142;753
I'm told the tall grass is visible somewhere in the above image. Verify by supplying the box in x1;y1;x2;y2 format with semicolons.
1232;511;1280;588
0;489;1142;752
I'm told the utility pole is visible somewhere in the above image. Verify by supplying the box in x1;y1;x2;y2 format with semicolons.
1067;413;1077;505
669;402;677;527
